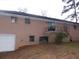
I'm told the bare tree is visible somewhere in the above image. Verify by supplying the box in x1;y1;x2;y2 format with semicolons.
18;8;28;13
62;0;79;23
41;10;48;16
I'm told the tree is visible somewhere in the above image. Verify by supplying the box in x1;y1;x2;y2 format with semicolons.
62;0;79;23
41;10;48;16
18;8;28;13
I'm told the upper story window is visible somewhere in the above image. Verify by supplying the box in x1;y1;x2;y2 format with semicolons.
63;23;68;32
48;22;56;31
73;24;77;29
25;16;30;24
11;16;17;23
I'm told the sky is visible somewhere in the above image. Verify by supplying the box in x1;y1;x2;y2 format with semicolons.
0;0;65;19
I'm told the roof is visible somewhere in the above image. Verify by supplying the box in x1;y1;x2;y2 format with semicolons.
0;10;78;24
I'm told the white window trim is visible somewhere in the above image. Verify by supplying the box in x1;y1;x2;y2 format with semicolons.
11;16;17;23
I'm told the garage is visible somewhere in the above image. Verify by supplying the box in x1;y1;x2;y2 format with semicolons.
0;34;16;52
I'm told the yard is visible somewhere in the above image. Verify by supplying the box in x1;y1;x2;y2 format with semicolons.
0;42;79;59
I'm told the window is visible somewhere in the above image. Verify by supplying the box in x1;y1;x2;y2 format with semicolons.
39;36;48;44
73;24;77;29
29;36;35;42
11;16;17;23
25;17;30;24
48;22;56;31
64;23;68;32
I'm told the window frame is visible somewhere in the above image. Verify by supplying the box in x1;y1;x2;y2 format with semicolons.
11;16;17;23
73;24;77;29
25;16;30;24
29;35;35;42
48;21;56;31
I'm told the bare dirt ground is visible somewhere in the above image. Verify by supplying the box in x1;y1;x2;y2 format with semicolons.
0;42;79;59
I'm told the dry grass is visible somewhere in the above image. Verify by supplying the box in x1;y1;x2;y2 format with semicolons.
0;42;79;59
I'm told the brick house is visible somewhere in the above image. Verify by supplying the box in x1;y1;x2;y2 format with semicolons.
0;10;79;52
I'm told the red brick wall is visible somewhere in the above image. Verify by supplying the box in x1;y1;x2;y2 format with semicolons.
0;16;48;49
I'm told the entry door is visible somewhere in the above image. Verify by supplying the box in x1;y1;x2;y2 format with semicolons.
0;34;16;52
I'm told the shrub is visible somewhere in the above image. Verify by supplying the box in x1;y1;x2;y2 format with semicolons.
55;32;68;44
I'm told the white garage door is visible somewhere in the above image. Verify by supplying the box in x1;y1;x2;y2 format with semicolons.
0;34;16;52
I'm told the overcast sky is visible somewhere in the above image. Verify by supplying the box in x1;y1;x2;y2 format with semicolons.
0;0;65;19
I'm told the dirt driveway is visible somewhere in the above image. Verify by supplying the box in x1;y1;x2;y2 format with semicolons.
0;43;79;59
